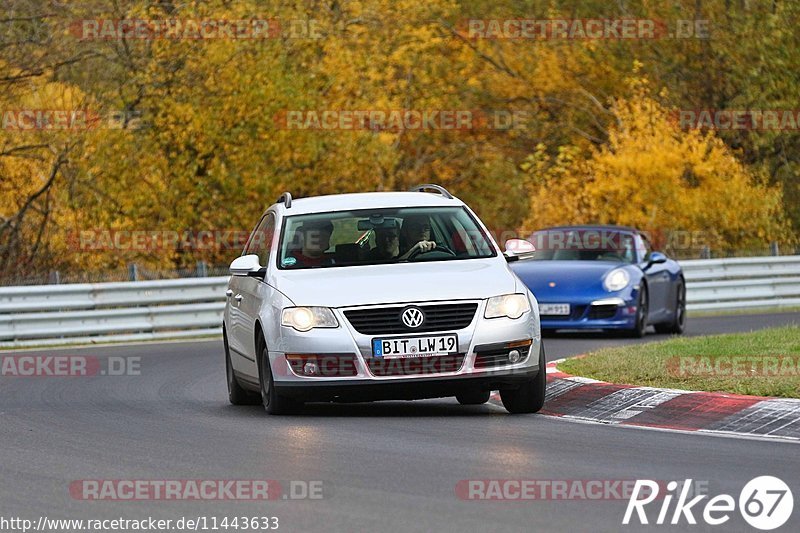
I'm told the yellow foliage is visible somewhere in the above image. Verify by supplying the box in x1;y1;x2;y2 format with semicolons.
524;79;792;253
2;1;798;280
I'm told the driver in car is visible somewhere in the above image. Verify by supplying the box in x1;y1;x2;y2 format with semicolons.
369;216;438;261
291;220;334;267
398;215;437;259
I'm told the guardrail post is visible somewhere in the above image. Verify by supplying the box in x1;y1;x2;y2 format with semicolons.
48;271;60;284
196;261;208;277
770;242;779;256
700;246;711;259
128;263;138;281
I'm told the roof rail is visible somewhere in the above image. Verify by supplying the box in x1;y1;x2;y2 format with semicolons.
276;192;292;208
409;183;453;199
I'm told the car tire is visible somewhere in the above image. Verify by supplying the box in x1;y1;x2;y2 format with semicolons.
655;278;686;335
628;285;649;338
259;344;301;415
500;341;546;414
224;327;260;406
456;390;491;405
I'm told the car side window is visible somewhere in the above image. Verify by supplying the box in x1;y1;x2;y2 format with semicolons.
246;213;276;266
640;234;654;262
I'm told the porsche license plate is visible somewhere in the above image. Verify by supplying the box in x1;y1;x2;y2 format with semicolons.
539;303;571;316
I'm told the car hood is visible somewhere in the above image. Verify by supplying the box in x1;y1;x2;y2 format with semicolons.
277;259;516;307
510;260;628;295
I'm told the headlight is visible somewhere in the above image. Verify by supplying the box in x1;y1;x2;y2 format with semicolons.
603;268;631;292
281;307;338;332
485;294;531;319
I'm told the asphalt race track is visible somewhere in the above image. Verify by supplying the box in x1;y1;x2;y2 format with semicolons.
1;312;798;533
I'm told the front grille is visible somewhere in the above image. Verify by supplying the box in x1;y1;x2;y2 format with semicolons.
474;345;531;369
366;355;466;376
588;304;619;320
344;303;478;335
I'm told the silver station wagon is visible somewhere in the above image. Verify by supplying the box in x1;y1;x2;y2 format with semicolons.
223;185;545;414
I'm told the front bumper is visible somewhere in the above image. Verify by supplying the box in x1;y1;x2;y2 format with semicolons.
276;366;539;402
539;293;640;330
268;298;541;391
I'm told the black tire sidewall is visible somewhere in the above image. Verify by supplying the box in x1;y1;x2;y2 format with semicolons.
634;285;648;337
500;341;546;414
655;279;686;335
259;346;273;411
224;329;234;397
675;280;686;332
456;390;491;405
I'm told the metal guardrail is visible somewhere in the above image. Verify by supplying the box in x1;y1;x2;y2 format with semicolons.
0;278;229;348
0;255;798;347
682;255;800;312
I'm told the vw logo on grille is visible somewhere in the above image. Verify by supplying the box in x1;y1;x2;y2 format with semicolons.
401;307;425;328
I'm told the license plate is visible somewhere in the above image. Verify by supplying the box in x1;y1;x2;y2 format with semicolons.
372;334;458;358
539;303;571;315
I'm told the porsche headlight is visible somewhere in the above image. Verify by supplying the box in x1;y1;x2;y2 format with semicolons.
281;307;338;332
603;268;631;292
485;294;531;319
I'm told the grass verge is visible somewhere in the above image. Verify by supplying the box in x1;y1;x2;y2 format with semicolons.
557;326;800;399
687;306;800;318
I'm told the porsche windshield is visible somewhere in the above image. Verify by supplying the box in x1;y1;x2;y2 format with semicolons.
529;229;638;263
277;207;496;269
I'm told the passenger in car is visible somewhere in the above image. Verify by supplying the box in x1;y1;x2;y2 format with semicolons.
369;227;401;260
291;221;334;267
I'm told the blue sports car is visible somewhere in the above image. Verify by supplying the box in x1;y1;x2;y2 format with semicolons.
510;225;686;337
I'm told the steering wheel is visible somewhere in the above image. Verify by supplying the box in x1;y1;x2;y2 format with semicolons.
598;252;626;262
406;243;457;260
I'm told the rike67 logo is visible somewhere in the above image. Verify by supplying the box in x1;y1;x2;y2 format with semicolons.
624;476;793;530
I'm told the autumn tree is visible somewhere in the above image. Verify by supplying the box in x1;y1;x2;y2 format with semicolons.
523;78;792;255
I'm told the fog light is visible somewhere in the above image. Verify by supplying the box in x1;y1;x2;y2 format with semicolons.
303;362;318;375
508;349;521;363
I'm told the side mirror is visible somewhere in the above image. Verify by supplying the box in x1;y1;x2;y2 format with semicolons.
504;239;536;262
644;251;668;270
230;254;262;276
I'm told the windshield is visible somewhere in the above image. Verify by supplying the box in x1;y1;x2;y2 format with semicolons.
529;229;639;263
277;207;496;269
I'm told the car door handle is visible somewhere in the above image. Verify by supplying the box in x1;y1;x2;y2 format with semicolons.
234;294;243;303
225;289;233;298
